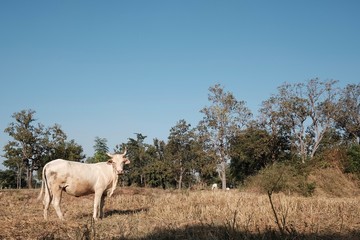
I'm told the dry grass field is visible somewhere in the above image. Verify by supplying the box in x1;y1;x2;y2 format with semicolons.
0;187;359;239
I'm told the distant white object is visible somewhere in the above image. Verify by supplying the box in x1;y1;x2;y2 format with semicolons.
226;187;230;191
211;183;218;190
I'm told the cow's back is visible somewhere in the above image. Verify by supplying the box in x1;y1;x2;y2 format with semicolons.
44;159;111;197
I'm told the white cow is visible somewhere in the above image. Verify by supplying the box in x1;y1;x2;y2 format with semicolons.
38;149;130;220
211;183;218;190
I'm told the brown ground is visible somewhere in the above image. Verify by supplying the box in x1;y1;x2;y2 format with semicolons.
0;186;360;239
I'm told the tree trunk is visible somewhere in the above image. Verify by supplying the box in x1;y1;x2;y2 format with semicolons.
17;166;22;189
178;173;183;190
220;161;226;190
27;167;33;189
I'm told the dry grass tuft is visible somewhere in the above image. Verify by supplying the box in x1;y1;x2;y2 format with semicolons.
0;187;359;239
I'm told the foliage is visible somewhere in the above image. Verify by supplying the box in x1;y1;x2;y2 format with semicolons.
259;79;339;163
230;126;274;183
245;162;316;196
199;84;252;189
86;137;109;163
343;144;360;175
192;158;218;186
3;110;69;188
0;170;24;189
165;119;199;189
123;134;157;187
3;110;85;188
335;83;360;143
2;80;360;190
50;139;86;161
2;141;25;188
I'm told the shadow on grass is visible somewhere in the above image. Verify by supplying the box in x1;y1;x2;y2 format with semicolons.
105;207;149;217
77;207;149;219
37;222;360;240
128;224;360;240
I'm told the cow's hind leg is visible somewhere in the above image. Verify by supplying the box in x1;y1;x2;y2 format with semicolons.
52;186;64;220
43;186;52;220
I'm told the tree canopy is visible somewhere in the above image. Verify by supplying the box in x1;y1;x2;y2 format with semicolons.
1;80;359;190
2;110;85;188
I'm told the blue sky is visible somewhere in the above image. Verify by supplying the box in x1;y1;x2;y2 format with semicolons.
1;1;359;168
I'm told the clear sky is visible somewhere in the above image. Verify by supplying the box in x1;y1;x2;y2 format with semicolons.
1;1;359;168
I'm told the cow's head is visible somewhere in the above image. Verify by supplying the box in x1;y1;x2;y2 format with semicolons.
107;148;130;174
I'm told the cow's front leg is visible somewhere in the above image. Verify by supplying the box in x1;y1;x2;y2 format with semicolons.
93;192;103;220
99;194;106;219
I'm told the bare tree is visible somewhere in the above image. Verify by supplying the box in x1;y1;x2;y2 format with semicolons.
260;79;339;162
199;84;252;189
307;79;338;158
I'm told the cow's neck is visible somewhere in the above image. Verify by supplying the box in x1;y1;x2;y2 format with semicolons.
108;166;119;197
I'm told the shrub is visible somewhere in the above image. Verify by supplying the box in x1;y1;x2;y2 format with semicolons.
244;162;316;196
344;144;360;175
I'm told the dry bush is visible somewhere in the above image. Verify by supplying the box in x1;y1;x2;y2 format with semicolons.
0;188;360;239
308;167;360;197
244;162;316;196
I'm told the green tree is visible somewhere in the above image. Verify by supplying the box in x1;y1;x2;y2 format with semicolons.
148;138;174;188
2;141;24;188
3;110;67;188
199;84;252;189
343;144;360;175
260;79;339;163
166;119;198;189
143;142;173;188
0;169;22;189
125;133;150;186
259;96;292;162
230;126;277;184
86;137;109;163
335;83;360;144
53;139;86;161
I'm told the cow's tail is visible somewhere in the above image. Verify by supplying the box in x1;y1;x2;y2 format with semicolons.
37;165;48;201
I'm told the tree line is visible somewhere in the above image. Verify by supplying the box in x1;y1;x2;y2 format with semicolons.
1;79;359;190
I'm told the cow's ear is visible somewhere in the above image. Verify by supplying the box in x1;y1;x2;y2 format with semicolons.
125;159;130;165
